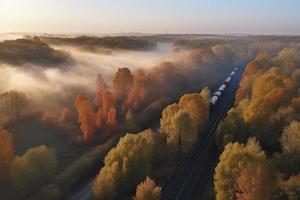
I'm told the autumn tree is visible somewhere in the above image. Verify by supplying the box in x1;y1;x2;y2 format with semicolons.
112;68;133;103
74;93;96;141
59;107;71;122
0;129;15;181
124;109;139;132
238;67;296;150
10;145;57;197
125;69;149;111
281;121;300;155
235;51;272;102
236;163;277;200
92;131;155;200
214;139;277;200
159;89;209;156
42;111;54;124
95;90;118;131
0;129;14;165
133;176;161;200
96;73;108;92
216;107;248;150
275;121;300;176
280;173;300;200
0;90;28;120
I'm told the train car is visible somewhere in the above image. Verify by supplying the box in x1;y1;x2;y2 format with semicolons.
214;91;222;97
234;67;238;71
217;84;226;92
225;76;232;83
210;95;219;105
230;71;236;76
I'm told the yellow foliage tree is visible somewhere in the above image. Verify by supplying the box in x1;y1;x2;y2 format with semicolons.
214;139;277;200
133;176;161;200
159;88;210;156
92;130;155;200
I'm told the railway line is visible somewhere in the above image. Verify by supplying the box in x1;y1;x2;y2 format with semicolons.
71;65;246;200
162;65;246;200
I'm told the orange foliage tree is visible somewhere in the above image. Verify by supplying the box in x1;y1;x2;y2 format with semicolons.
59;107;71;122
0;129;14;165
74;93;96;141
95;90;118;130
0;129;15;181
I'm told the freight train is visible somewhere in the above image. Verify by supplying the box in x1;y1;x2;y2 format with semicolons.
210;67;238;106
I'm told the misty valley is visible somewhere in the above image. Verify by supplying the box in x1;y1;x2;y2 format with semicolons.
1;34;300;200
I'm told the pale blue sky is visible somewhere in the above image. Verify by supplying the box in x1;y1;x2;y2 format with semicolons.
1;0;300;34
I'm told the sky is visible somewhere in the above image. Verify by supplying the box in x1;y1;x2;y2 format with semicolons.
0;0;300;35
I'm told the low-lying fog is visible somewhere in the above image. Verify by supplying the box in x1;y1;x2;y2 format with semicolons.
0;39;188;111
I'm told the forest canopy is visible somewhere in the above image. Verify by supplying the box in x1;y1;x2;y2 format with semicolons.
0;38;71;66
41;36;157;50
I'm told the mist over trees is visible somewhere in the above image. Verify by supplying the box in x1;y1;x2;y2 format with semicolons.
70;36;250;142
0;90;28;120
41;36;157;51
0;38;71;66
2;34;300;199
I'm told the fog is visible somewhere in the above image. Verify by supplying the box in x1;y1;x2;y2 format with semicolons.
0;33;24;42
0;40;187;111
2;35;294;114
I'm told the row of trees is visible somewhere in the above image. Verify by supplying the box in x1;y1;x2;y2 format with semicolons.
91;88;210;199
214;47;300;199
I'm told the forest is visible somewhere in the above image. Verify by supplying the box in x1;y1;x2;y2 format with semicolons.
0;34;299;200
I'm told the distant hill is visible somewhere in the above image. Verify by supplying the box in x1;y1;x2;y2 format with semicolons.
0;38;72;66
41;36;157;51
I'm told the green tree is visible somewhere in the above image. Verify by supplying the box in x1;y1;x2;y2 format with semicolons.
10;145;57;197
133;176;161;200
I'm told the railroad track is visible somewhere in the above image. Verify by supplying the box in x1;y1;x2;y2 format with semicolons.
162;65;246;200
